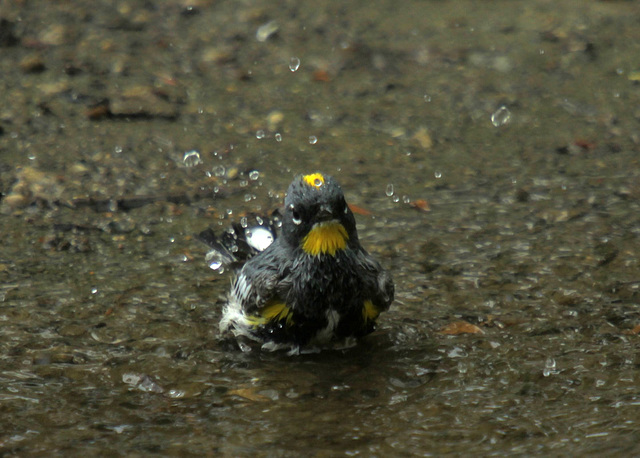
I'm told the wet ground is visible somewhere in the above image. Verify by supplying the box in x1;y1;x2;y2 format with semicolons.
2;0;640;455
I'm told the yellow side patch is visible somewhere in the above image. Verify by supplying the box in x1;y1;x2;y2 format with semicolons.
362;300;380;322
301;222;348;256
302;173;325;188
247;302;294;327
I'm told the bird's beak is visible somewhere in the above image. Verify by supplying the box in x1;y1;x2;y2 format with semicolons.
316;204;334;222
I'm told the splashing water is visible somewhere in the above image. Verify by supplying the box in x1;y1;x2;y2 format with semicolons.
386;184;394;197
491;106;511;127
289;57;301;72
543;358;557;377
212;165;226;177
256;20;278;42
205;251;226;273
245;226;275;252
182;150;202;167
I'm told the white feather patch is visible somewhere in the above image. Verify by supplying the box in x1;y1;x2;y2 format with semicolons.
220;274;257;341
312;309;340;344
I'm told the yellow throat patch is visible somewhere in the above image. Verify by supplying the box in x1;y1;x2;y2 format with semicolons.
303;173;325;188
302;222;349;256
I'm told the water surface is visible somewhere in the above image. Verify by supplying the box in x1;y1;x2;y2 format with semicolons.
1;0;640;455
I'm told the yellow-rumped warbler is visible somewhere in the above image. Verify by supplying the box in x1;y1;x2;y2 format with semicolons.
199;172;394;353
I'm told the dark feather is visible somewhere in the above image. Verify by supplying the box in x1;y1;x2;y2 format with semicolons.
196;210;282;270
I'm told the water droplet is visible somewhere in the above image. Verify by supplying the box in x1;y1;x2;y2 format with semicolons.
256;20;278;42
114;145;123;154
240;217;248;228
543;358;556;377
182;150;202;167
244;193;253;202
205;251;225;272
423;94;431;102
249;170;260;181
392;195;400;203
289;56;301;72
91;288;98;294
308;135;318;145
256;129;265;139
212;165;226;177
491;105;511;127
402;195;410;204
275;133;282;142
434;170;442;179
246;226;275;251
385;184;394;197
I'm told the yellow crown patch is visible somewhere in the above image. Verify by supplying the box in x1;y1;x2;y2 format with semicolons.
302;173;325;188
302;221;348;256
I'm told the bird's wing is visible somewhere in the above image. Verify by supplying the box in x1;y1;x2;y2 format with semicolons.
232;243;291;313
356;249;394;312
197;210;282;270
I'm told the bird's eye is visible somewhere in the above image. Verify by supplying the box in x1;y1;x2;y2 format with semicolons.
289;204;302;225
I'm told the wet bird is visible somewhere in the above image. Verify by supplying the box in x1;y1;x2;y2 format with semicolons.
199;172;394;353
